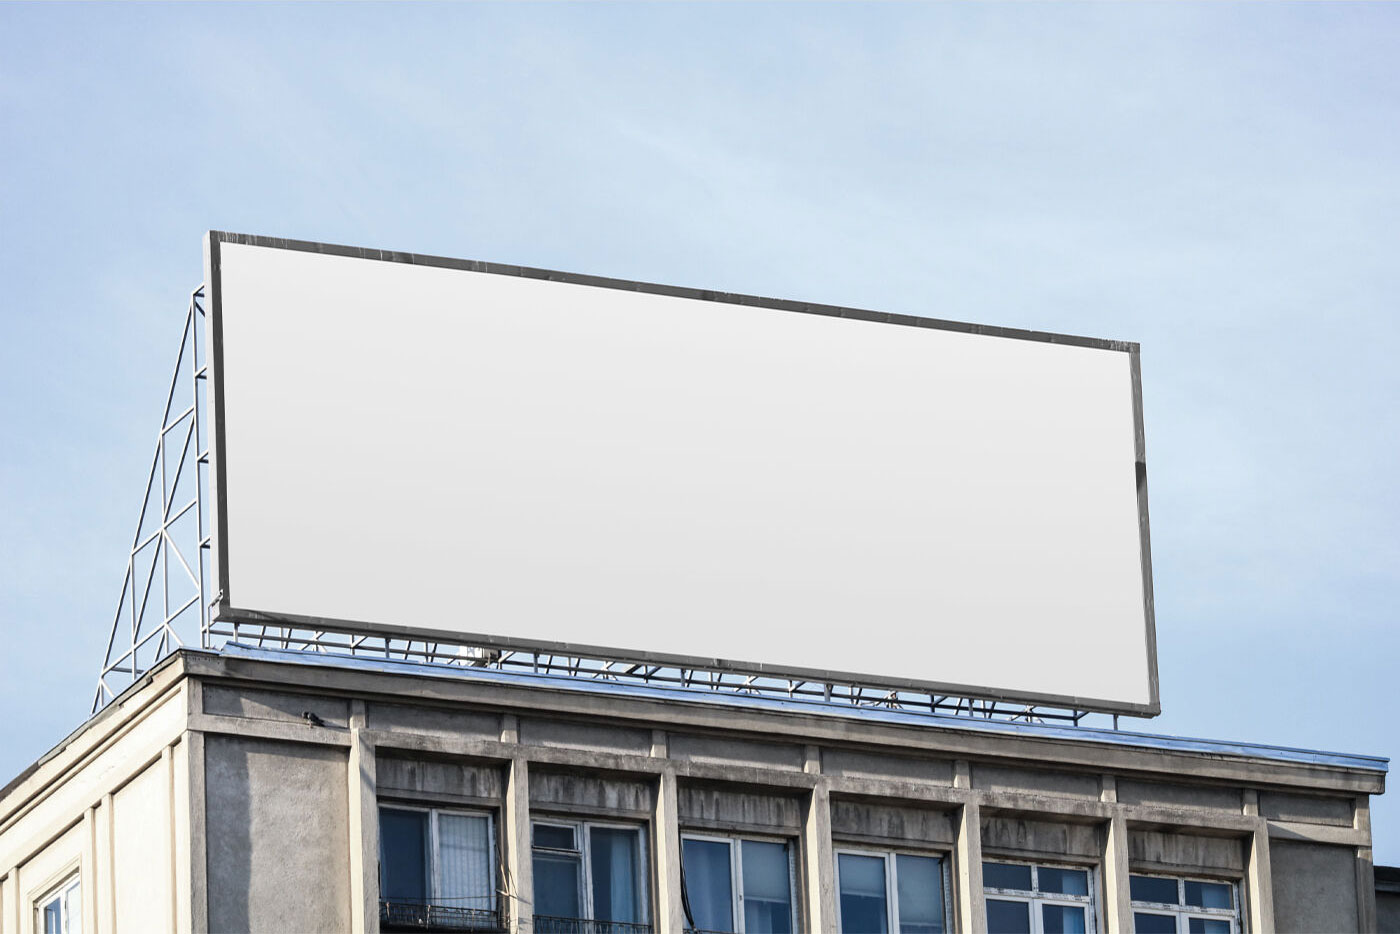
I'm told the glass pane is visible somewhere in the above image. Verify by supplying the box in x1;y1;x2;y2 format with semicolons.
379;808;429;902
1188;920;1231;934
438;813;493;914
742;840;793;934
591;827;643;924
533;853;582;919
1130;875;1180;905
895;854;944;934
534;824;577;851
683;838;735;933
838;853;888;933
63;883;81;934
1133;913;1177;934
1038;868;1088;897
42;897;62;934
982;863;1033;892
1184;881;1232;910
985;899;1031;934
1041;904;1087;934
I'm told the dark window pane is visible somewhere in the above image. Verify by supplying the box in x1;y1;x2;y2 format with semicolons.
534;824;577;851
1188;919;1231;934
742;840;793;934
1041;904;1087;934
1133;912;1177;934
683;839;735;933
591;827;643;923
895;854;944;934
838;853;888;933
982;863;1033;892
1184;881;1232;910
43;898;62;934
378;808;428;902
533;853;582;919
985;899;1031;934
1130;876;1179;905
1038;868;1089;896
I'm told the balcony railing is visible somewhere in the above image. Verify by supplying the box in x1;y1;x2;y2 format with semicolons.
532;917;654;934
379;898;503;932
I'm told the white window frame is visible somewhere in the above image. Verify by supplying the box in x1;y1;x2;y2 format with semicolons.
1128;873;1242;933
834;845;954;933
531;817;652;926
378;803;498;915
680;831;800;933
982;859;1097;934
35;874;80;934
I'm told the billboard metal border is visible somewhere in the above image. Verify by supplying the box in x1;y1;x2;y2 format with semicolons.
204;231;1162;718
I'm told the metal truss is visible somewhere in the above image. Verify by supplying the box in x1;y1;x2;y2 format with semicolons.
93;288;210;712
96;287;1109;729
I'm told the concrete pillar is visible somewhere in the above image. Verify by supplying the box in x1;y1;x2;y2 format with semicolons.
101;792;117;934
5;867;20;934
80;806;98;934
347;701;379;934
1245;818;1275;934
1101;808;1133;934
954;800;986;934
652;769;686;934
185;684;207;934
503;757;532;934
1355;796;1377;934
802;781;837;933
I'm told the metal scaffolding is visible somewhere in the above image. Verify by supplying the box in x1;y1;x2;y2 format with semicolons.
94;287;1108;728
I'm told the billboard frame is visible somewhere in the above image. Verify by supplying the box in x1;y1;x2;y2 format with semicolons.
205;231;1161;717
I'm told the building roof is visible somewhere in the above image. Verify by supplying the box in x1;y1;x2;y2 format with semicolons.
222;642;1388;774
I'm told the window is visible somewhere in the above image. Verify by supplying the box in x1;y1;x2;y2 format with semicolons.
532;819;650;933
983;861;1095;934
37;876;80;934
835;848;949;933
1129;874;1240;933
378;805;498;931
681;833;796;933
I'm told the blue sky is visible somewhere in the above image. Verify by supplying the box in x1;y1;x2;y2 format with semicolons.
2;3;1396;862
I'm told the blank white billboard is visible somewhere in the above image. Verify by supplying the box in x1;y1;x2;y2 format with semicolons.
206;233;1158;715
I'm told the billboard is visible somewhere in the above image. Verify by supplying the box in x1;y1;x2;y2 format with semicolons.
205;233;1159;715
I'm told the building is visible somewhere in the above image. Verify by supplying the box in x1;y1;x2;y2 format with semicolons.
0;645;1387;933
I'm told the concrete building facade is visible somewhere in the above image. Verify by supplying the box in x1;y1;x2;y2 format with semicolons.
0;647;1387;934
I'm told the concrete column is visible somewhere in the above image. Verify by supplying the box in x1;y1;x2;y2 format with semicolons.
102;792;117;934
1245;818;1275;934
652;769;685;934
802;781;837;933
1355;796;1376;934
1101;808;1132;934
5;867;20;934
503;757;532;934
347;701;379;934
954;800;986;934
80;806;98;934
171;740;192;934
185;684;207;934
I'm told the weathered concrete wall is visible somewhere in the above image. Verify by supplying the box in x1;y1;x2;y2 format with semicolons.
981;815;1101;860
377;756;503;805
678;784;802;833
1378;890;1400;934
113;757;174;933
528;768;653;817
1270;839;1359;933
204;735;350;934
1128;829;1244;873
830;798;955;847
